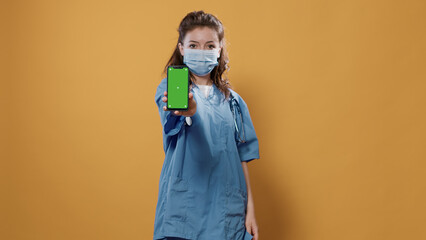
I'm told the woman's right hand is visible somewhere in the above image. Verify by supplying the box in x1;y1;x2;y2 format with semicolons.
162;91;197;117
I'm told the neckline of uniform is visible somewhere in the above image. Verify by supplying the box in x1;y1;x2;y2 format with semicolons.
193;83;216;101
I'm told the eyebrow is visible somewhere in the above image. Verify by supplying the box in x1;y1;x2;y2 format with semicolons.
189;40;215;44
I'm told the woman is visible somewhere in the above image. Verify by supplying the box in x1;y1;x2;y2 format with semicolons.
153;10;260;240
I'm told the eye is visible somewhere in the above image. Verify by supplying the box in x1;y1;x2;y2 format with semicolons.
189;44;196;48
208;45;215;49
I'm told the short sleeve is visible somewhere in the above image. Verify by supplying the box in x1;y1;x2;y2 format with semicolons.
233;91;260;163
154;78;186;136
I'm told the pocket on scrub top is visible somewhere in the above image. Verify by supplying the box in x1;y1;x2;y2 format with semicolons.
224;185;247;231
244;230;253;240
164;176;190;221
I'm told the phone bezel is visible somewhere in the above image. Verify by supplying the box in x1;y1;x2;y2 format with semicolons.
166;65;190;110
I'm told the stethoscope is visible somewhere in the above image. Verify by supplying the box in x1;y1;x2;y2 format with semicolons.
229;93;246;143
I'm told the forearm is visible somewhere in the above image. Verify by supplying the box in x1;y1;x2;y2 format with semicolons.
241;161;255;210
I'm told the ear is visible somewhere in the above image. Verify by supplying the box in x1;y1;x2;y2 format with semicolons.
178;42;184;56
218;47;222;58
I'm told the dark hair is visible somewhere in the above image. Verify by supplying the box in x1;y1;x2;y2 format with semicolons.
162;10;231;99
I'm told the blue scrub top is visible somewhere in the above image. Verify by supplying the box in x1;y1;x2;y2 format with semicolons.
153;77;259;240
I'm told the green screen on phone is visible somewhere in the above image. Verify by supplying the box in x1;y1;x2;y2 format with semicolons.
167;66;189;110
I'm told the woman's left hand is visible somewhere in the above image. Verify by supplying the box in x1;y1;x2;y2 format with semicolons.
245;205;259;240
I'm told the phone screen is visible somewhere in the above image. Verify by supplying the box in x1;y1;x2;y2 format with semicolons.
167;66;189;110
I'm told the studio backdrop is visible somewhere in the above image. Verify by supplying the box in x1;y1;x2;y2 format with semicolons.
1;0;425;239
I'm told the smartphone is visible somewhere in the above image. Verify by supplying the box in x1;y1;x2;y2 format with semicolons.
167;65;189;110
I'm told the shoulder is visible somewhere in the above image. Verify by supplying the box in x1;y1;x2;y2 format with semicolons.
157;77;167;89
156;77;167;92
154;77;167;100
228;88;240;100
228;88;247;106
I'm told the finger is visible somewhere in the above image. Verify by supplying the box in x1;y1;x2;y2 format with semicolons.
253;227;259;240
246;225;252;236
162;96;167;102
163;106;168;111
188;92;193;99
163;91;167;96
174;110;180;115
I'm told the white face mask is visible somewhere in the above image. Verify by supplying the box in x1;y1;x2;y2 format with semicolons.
183;48;220;76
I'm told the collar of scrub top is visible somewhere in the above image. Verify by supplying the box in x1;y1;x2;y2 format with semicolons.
191;82;215;100
186;84;246;144
185;83;213;126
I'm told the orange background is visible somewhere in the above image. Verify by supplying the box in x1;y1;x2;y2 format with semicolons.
1;0;426;239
